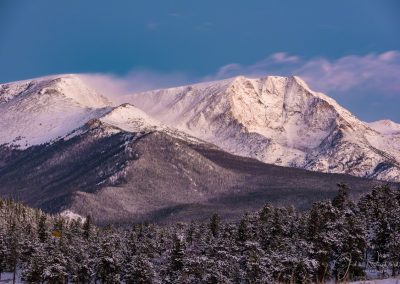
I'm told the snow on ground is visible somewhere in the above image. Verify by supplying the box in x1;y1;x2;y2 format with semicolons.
99;103;164;133
60;210;85;222
0;272;22;284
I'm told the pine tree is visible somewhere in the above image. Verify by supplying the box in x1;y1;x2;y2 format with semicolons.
241;241;268;283
165;233;185;283
306;202;338;283
209;213;220;238
42;244;68;284
0;229;6;280
69;243;94;284
82;215;92;240
361;185;400;277
124;254;155;284
237;213;250;244
332;183;350;210
22;244;46;283
96;233;122;283
170;234;185;272
37;214;48;243
7;221;21;284
186;221;196;245
332;202;366;281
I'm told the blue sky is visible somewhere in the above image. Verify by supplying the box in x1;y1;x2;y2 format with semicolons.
1;0;400;121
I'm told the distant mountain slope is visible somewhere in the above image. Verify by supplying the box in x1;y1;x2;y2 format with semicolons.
367;119;400;135
127;76;400;182
0;104;387;224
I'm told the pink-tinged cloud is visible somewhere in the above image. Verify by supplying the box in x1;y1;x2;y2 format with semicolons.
80;70;191;104
82;51;400;103
79;51;400;123
212;51;400;97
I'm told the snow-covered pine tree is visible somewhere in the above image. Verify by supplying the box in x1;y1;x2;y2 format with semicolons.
164;233;185;283
209;213;220;238
124;254;155;284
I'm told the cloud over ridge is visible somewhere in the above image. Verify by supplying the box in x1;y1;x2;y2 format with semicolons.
80;50;400;122
83;50;400;99
212;50;400;97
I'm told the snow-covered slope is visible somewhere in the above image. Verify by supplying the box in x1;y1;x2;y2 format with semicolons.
0;73;208;153
0;74;112;148
127;75;400;182
100;103;162;132
368;120;400;135
1;73;399;183
94;103;206;146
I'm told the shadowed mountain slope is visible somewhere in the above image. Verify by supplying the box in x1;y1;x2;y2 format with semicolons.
0;118;388;224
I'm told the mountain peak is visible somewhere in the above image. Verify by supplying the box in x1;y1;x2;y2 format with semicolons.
42;74;112;108
225;75;316;102
126;75;400;182
1;74;111;108
99;103;163;133
0;74;112;148
368;119;400;135
290;75;312;89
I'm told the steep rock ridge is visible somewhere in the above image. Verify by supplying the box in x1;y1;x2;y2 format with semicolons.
128;76;400;182
0;74;112;148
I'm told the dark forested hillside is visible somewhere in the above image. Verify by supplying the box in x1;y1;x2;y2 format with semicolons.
1;185;400;283
0;120;389;225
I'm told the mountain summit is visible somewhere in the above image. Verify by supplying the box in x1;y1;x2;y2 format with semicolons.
0;74;112;148
127;75;400;182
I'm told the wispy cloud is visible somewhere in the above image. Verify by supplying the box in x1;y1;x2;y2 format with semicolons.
79;51;400;121
80;70;192;104
210;51;400;97
81;50;400;106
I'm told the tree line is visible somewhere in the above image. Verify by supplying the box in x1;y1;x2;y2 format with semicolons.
0;184;400;283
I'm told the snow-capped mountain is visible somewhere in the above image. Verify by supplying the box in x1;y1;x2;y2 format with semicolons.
1;74;399;183
127;75;400;182
0;104;382;223
0;74;393;222
0;74;204;149
0;75;112;148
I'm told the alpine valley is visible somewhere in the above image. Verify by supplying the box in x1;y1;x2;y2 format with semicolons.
0;74;398;224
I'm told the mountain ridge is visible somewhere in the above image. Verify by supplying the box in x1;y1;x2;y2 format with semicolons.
0;74;112;148
126;75;400;182
1;73;399;183
0;73;399;223
0;118;387;224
